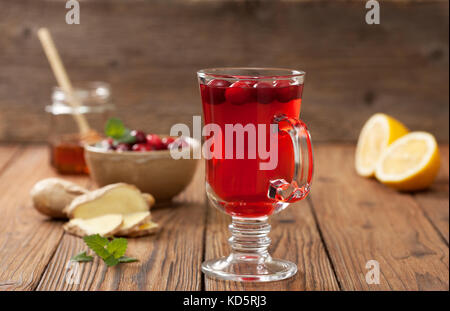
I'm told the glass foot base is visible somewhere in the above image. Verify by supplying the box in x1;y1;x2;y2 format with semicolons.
201;253;297;282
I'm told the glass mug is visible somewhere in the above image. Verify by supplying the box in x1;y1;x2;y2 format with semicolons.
198;68;313;282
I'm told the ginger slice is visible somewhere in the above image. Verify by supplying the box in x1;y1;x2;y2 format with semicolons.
63;214;123;237
65;183;149;219
116;211;151;236
127;221;160;238
141;193;155;209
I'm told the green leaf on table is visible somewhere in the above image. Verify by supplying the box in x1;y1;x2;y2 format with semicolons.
80;235;137;268
118;256;138;263
83;234;111;260
71;251;93;262
104;255;120;267
106;238;128;259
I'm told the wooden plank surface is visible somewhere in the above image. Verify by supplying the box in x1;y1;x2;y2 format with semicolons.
36;162;206;290
0;144;448;290
0;0;448;143
310;144;449;290
204;200;340;290
0;146;90;290
0;145;21;172
413;146;449;243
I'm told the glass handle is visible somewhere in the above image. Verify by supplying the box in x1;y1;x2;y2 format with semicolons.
268;114;314;203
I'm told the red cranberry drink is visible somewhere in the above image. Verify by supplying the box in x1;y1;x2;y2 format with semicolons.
198;68;313;282
200;71;308;217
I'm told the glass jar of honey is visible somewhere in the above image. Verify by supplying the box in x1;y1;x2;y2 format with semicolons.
46;82;113;174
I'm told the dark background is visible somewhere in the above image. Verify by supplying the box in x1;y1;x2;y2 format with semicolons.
0;0;448;142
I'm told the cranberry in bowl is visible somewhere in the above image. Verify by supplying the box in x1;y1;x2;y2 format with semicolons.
84;119;200;202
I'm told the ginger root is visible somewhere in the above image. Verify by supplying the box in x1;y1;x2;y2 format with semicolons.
116;211;151;236
63;214;123;237
126;221;159;237
64;183;150;219
30;178;88;218
141;193;155;207
31;179;155;218
64;183;158;238
31;178;159;237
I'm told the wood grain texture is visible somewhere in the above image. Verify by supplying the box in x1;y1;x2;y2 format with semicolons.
0;144;448;291
37;161;206;290
413;145;449;243
204;196;340;290
0;146;89;290
0;145;21;172
0;0;448;143
310;144;449;290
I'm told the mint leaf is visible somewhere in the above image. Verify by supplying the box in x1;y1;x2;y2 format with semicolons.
115;129;136;144
83;234;111;260
104;118;136;144
71;251;93;262
104;255;120;267
80;235;137;268
105;118;126;139
118;256;138;263
106;238;128;259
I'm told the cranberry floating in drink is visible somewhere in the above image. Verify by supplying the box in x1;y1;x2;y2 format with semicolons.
198;68;313;282
225;81;257;105
201;79;231;105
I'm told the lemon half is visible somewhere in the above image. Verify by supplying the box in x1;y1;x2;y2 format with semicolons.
355;113;409;177
375;132;440;191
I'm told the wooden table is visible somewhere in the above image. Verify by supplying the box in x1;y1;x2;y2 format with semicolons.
0;144;448;291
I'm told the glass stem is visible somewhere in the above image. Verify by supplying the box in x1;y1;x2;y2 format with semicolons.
229;216;271;260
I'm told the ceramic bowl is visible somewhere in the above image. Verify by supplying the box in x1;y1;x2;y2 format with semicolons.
84;137;200;202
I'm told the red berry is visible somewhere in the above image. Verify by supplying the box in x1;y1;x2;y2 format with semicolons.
116;143;131;152
146;134;165;150
274;80;290;88
243;80;257;87
225;81;256;105
132;143;152;152
274;80;302;102
162;137;175;149
254;82;276;104
130;130;147;143
206;79;231;104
